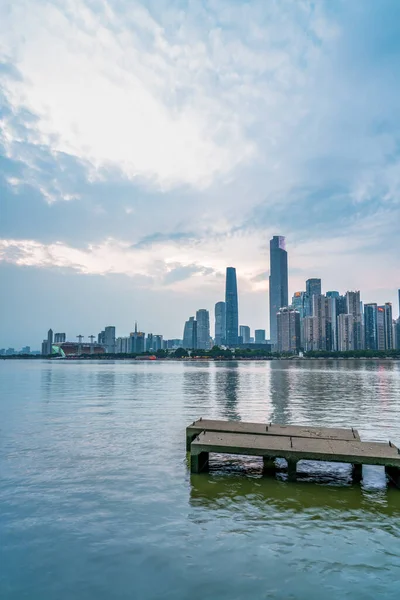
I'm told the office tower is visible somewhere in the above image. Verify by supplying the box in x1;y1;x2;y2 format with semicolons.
47;329;53;355
21;346;31;354
291;292;306;319
326;291;340;299
395;318;400;350
214;302;226;346
225;267;239;347
364;304;378;350
346;291;364;350
384;303;393;350
196;309;210;350
98;330;105;344
153;335;163;352
305;279;321;317
54;333;66;343
41;340;48;355
377;306;385;350
277;308;300;353
239;325;251;344
104;326;116;353
255;329;266;344
183;317;197;349
338;314;354;351
130;323;145;353
269;236;288;346
303;316;318;351
326;296;338;351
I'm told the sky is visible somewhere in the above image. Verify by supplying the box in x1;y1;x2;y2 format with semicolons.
1;0;400;349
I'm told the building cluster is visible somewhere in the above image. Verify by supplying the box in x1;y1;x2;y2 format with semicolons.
14;235;399;357
268;238;400;353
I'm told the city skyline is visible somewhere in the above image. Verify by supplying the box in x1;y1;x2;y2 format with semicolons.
1;2;400;348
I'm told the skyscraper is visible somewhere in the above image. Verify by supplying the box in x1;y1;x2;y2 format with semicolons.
183;317;197;349
277;308;300;353
130;323;145;353
47;329;53;355
239;325;251;344
338;314;354;351
384;303;393;350
104;326;116;353
346;291;364;350
196;309;210;349
269;236;288;346
305;279;322;317
312;294;333;351
364;304;378;350
214;302;226;346
255;329;266;344
54;333;66;343
225;267;239;347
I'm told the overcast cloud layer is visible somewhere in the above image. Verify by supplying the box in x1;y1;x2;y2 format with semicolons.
1;0;400;348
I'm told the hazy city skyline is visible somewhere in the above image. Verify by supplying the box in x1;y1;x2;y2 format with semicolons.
1;1;400;348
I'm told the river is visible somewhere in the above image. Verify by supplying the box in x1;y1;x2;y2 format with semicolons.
1;359;400;599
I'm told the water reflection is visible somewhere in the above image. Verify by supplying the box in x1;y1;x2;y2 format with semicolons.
190;473;400;516
269;363;291;424
183;362;213;415
215;363;240;420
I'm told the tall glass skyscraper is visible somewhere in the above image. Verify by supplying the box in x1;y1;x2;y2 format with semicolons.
225;267;239;347
364;303;378;350
305;278;322;317
196;309;210;350
214;302;226;346
269;236;288;346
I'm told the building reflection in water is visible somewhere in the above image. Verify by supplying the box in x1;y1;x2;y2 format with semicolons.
268;362;291;424
183;362;212;416
214;362;240;421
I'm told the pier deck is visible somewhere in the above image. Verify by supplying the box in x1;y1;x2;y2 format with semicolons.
189;429;400;485
186;419;360;451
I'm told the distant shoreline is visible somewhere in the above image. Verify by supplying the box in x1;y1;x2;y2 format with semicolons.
2;356;400;362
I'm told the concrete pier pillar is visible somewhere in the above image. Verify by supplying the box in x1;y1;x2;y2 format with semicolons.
191;451;209;474
263;456;276;473
287;460;297;481
352;463;363;483
385;466;400;488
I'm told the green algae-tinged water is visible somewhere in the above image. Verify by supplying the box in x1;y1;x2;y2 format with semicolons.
1;360;400;600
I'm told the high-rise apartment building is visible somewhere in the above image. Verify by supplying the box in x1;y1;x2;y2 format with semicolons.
255;329;266;344
196;309;210;350
225;267;239;347
104;326;116;353
303;316;318;351
277;308;300;353
269;236;288;346
214;302;226;346
305;279;321;317
183;317;197;349
364;304;378;350
239;326;251;344
312;294;333;351
377;306;386;350
346;291;364;350
54;333;66;343
338;313;354;351
130;324;145;353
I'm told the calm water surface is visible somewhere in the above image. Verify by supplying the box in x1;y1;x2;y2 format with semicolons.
1;359;400;599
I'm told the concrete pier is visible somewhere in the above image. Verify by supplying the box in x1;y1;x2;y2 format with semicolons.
188;427;400;483
186;419;360;451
